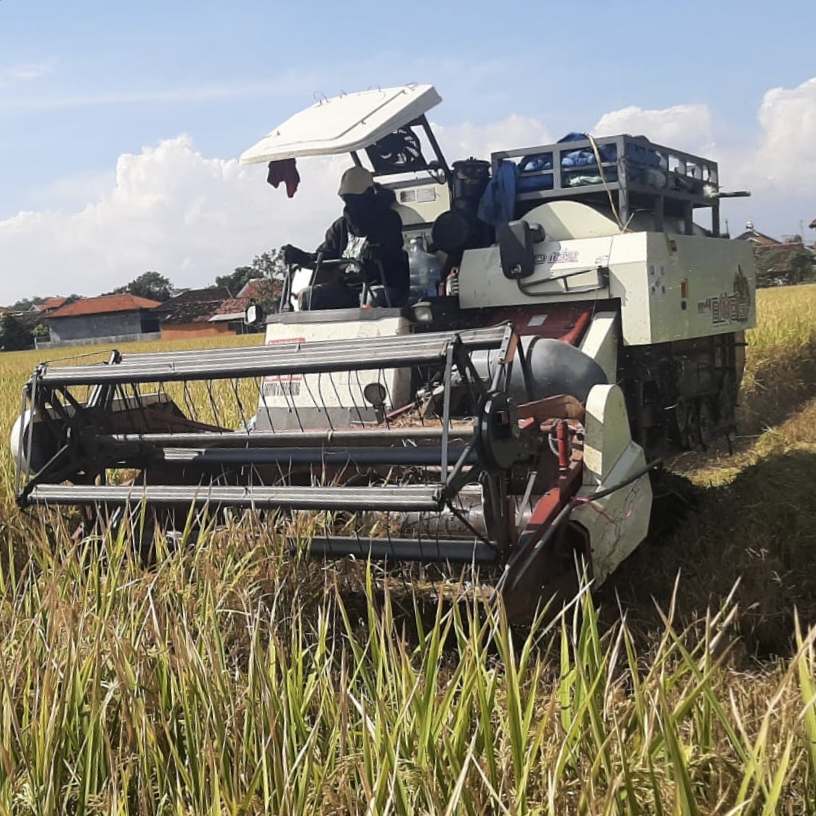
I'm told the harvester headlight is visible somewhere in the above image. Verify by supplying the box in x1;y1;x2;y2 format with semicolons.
10;409;57;476
412;302;433;324
363;382;387;409
363;382;388;423
9;411;27;472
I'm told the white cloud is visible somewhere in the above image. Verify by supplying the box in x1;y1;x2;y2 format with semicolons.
3;79;816;304
0;116;555;303
33;170;117;213
1;77;314;113
0;66;328;115
0;136;348;301
591;87;816;233
723;77;816;234
0;61;55;88
593;103;715;154
435;115;552;160
737;77;816;192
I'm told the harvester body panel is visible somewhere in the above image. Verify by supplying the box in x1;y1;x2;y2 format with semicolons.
256;310;412;430
459;227;756;345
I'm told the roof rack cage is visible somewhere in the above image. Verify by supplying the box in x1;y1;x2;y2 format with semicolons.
491;134;722;236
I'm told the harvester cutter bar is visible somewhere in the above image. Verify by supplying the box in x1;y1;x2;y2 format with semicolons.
27;483;444;512
154;445;474;467
306;536;500;564
97;427;474;448
32;326;510;387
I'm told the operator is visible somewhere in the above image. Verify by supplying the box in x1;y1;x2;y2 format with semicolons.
282;166;410;310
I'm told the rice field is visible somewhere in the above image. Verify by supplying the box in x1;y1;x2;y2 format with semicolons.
1;286;816;814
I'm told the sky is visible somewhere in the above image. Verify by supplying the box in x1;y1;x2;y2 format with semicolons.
1;0;816;304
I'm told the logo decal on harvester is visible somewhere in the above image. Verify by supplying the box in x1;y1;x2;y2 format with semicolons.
534;250;580;265
263;337;305;398
696;266;751;325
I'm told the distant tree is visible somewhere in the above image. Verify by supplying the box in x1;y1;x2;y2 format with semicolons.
754;246;815;287
0;313;34;351
248;278;283;309
7;295;48;312
250;249;287;280
791;251;815;283
215;249;287;296
215;266;256;297
112;272;174;302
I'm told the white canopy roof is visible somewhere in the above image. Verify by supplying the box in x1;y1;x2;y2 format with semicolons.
240;84;441;165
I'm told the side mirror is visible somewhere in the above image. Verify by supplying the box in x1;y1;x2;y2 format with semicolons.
244;301;265;327
497;220;545;279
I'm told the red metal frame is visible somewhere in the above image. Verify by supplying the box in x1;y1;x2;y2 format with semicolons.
487;304;594;346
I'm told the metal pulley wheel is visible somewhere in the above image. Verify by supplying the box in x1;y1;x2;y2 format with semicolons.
718;373;735;424
685;404;701;447
477;391;522;471
675;396;689;432
697;397;716;449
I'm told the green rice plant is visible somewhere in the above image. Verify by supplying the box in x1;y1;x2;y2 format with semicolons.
1;520;816;813
0;293;815;812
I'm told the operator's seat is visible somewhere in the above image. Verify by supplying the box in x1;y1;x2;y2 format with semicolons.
296;255;406;312
393;202;433;250
394;202;424;227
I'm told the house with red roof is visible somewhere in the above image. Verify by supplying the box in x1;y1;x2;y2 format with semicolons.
237;278;280;300
45;294;162;346
32;296;71;314
732;221;782;246
734;221;816;286
153;287;253;340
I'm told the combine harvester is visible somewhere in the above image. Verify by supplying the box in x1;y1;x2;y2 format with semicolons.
11;85;756;618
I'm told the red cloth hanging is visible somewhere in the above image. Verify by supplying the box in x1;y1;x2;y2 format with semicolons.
266;158;301;198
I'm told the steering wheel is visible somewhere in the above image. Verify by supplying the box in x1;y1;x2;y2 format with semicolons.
317;257;363;279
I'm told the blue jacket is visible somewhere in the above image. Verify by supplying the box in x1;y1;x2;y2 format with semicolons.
477;161;518;228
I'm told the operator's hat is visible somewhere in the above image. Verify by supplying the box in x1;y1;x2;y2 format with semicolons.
338;166;375;196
